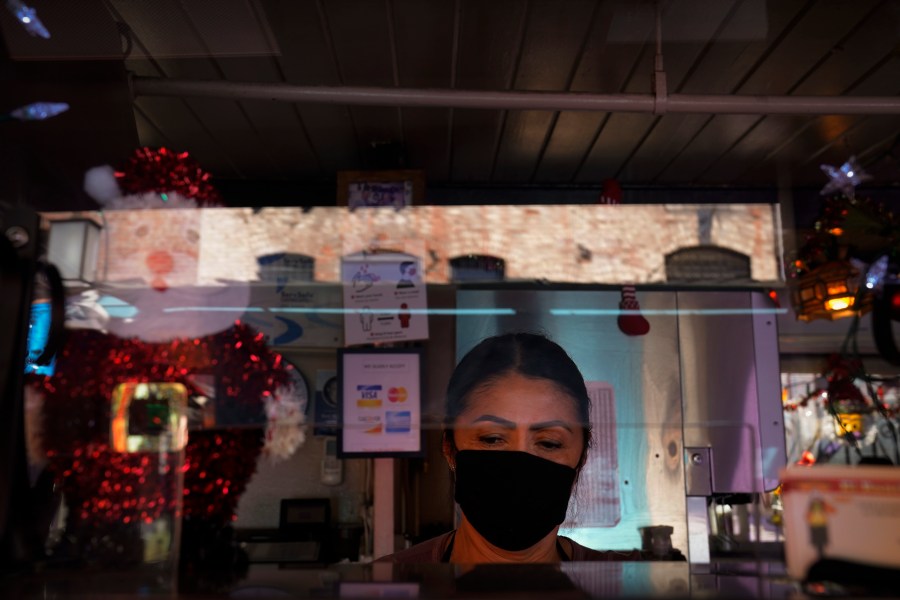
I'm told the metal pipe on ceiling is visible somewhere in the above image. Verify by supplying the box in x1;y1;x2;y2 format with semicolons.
131;76;900;116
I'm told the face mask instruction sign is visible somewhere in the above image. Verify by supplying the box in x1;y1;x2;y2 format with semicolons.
337;348;423;457
341;251;429;345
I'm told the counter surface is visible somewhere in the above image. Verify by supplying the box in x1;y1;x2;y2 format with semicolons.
3;560;802;599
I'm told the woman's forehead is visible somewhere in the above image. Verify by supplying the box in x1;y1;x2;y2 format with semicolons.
458;373;581;423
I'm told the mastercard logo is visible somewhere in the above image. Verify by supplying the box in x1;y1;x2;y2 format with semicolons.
388;387;408;403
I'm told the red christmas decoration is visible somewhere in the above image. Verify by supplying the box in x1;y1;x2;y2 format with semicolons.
31;322;293;530
115;147;223;207
598;178;622;205
596;182;652;336
617;284;651;336
798;450;817;466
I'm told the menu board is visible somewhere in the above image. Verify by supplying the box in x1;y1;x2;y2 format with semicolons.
337;348;423;457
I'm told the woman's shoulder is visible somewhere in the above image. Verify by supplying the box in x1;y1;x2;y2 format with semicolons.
375;531;454;563
562;536;646;561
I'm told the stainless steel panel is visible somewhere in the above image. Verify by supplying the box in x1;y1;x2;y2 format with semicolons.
677;290;784;494
752;291;788;492
686;496;711;564
456;289;687;554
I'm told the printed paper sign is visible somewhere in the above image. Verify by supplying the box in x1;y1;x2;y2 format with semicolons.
243;283;343;348
341;251;428;345
563;381;621;527
338;349;422;457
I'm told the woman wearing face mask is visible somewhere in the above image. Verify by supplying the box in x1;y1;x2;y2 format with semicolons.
378;332;643;563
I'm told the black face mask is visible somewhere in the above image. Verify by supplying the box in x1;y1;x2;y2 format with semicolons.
453;450;576;552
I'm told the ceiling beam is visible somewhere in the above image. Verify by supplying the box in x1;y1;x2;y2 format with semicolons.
132;76;900;116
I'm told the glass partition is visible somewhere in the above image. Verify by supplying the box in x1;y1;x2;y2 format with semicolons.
18;204;791;595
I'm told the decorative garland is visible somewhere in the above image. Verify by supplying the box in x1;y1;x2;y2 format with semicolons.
115;147;222;207
31;321;301;528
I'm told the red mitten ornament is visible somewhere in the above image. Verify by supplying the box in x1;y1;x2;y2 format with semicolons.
618;285;650;336
597;181;649;336
599;178;622;205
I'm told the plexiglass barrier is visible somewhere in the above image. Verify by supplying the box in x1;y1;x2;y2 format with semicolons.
18;205;794;595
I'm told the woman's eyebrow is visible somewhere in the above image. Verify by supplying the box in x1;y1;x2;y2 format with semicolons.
529;420;574;433
471;415;574;433
472;414;515;428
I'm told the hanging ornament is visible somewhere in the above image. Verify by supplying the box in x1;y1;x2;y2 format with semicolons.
118;147;223;206
617;285;651;336
819;156;871;199
598;178;623;205
595;179;650;336
791;259;871;321
84;147;223;209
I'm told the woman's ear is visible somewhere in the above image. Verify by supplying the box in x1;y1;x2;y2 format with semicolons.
441;429;456;471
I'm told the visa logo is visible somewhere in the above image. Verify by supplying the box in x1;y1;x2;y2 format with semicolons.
357;384;382;400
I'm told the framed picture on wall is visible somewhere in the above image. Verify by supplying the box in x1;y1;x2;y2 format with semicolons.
336;347;424;458
337;169;425;209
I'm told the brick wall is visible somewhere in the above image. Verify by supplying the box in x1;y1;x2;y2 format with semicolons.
87;204;779;285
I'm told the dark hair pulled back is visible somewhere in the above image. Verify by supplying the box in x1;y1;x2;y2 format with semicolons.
444;332;592;468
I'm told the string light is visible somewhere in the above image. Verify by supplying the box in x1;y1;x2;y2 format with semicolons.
5;0;50;38
2;101;69;122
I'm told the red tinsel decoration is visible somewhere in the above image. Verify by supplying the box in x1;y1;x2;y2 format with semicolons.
31;322;291;528
47;442;181;529
115;146;223;206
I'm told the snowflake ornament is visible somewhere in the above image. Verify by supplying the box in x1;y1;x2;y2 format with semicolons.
865;255;890;292
819;156;871;199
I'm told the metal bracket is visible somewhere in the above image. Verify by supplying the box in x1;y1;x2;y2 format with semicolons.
685;447;712;496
